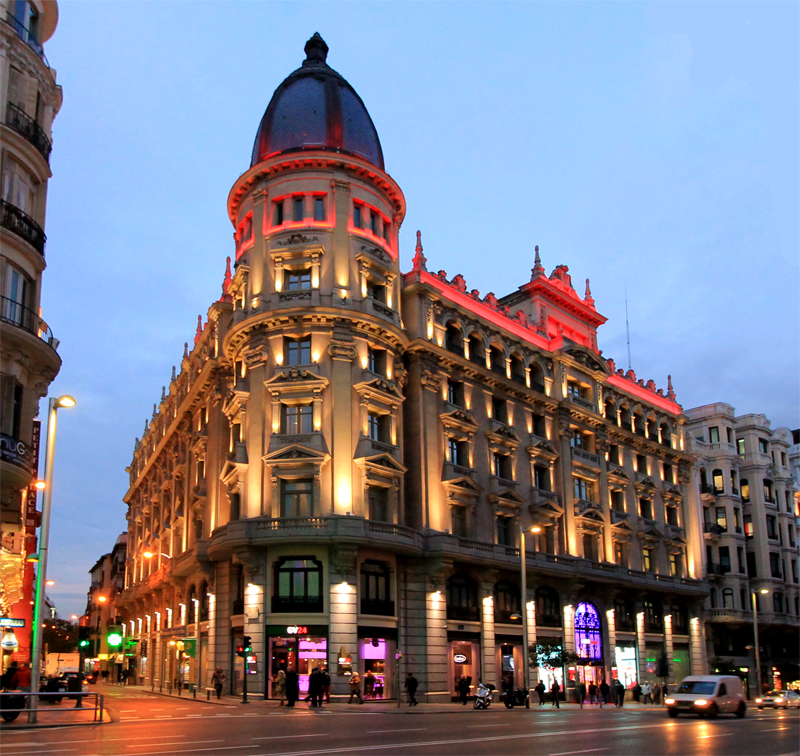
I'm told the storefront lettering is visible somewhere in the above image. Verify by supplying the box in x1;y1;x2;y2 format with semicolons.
286;625;308;634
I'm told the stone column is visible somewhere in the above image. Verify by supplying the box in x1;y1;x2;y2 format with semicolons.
328;338;357;514
556;410;577;555
328;545;359;700
596;436;614;562
235;549;266;696
424;559;452;702
664;612;675;686
689;603;706;675
479;573;498;688
636;602;647;685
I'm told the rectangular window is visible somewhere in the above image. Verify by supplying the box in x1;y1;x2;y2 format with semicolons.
496;516;512;546
666;505;679;526
669;553;682;577
451;506;467;538
766;515;777;539
781;451;787;466
610;489;625;512
285;268;312;291
770;552;782;578
366;280;387;303
643;548;654;572
314;196;326;221
719;546;731;573
726;427;733;443
743;514;753;537
368;486;389;522
715;506;727;531
792;559;798;583
367;348;386;376
636;454;648;473
280;479;313;518
273;201;284;226
567;381;586;399
292;196;304;222
614;542;627;567
534;465;550;491
737;547;745;574
663;463;673;484
492;397;507;423
759;438;769;454
639;497;653;520
446;379;464;407
708;426;720;443
747;551;757;577
285;337;311;365
492;453;511;480
368;412;391;444
583;532;598;561
370;210;379;235
774;593;784;613
608;444;621;465
532;413;546;438
282;404;313;435
383;221;390;243
353;204;363;228
573;477;595;503
736;438;745;455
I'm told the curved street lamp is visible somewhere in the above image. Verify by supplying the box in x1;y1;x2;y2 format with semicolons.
520;524;543;692
29;395;76;723
752;587;769;695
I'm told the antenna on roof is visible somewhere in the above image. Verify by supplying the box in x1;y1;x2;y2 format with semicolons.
624;286;632;371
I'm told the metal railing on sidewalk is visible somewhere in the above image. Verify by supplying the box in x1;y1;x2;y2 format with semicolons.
0;690;105;726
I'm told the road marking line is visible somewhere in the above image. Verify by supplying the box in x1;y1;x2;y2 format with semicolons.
467;724;505;728
367;729;427;734
155;715;174;718
550;750;609;756
126;742;224;750
699;733;737;739
253;735;328;741
149;708;164;711
125;747;258;755
121;709;138;712
763;727;789;731
2;750;78;756
187;714;203;717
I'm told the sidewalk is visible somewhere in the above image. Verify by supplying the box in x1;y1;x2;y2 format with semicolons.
123;685;667;714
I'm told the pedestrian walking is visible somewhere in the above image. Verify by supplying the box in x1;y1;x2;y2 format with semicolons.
642;681;652;705
211;666;226;699
405;673;419;706
100;669;109;683
599;679;610;705
535;680;546;705
364;669;375;700
632;681;642;703
457;674;470;705
285;667;299;707
653;682;661;705
576;680;586;708
321;667;331;702
550;679;560;708
308;667;323;707
274;669;286;706
348;672;363;704
588;682;597;705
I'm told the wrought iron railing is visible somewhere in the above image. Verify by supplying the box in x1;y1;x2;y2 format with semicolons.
360;598;395;616
1;199;46;254
5;102;51;161
3;13;49;64
1;295;56;345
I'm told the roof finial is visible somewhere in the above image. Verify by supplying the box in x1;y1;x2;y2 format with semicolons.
531;245;545;279
194;315;203;345
161;386;166;401
667;374;676;400
303;32;329;66
220;256;233;302
584;277;595;306
412;230;427;271
152;403;157;420
171;365;176;382
183;342;189;359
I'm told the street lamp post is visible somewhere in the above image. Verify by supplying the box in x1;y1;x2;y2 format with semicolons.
519;524;542;693
28;395;76;723
752;588;769;696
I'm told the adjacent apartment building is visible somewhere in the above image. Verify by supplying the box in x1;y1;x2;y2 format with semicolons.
685;405;799;692
0;0;61;663
117;34;709;702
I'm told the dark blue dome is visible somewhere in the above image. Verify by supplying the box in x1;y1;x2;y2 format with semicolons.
251;34;384;170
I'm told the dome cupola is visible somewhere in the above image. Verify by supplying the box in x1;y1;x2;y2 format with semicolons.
251;33;385;170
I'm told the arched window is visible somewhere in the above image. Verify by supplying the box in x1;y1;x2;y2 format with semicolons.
712;469;724;494
489;346;506;376
633;413;646;437
446;575;479;622
468;335;484;367
574;602;602;662
535;586;561;627
619;406;631;430
199;580;209;622
660;423;672;447
722;588;734;609
493;580;521;624
605;400;618;424
509;355;525;384
646;419;657;439
445;324;463;356
530;362;545;393
187;584;196;624
272;556;323;613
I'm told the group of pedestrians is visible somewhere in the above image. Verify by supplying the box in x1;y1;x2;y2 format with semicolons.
271;667;331;707
631;680;666;704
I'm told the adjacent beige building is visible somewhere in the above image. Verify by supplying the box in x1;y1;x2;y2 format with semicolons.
686;405;799;692
118;34;710;702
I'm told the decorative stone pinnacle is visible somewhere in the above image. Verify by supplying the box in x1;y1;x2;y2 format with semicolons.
412;230;427;271
171;365;176;382
667;374;676;400
183;342;189;359
584;278;595;306
221;256;233;302
194;315;203;345
161;386;166;401
531;244;545;279
303;32;329;66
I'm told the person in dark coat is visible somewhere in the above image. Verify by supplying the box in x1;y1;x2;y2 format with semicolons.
535;680;546;705
632;681;642;703
285;667;300;707
576;680;586;708
405;673;419;706
308;667;323;707
550;679;560;708
321;668;331;702
588;682;597;704
614;679;625;707
599;679;610;704
2;661;18;690
457;674;470;705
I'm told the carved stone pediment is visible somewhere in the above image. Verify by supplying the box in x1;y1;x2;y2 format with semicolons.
564;347;609;375
263;443;330;465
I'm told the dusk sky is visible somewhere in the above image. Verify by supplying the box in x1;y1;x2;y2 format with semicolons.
38;1;798;619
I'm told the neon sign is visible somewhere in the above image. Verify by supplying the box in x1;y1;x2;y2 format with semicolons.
453;653;468;664
574;602;602;662
286;625;308;635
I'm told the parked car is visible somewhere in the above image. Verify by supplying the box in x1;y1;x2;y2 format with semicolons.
664;675;746;718
755;690;800;709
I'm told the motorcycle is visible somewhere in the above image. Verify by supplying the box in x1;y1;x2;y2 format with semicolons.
473;682;495;709
0;692;26;722
503;687;530;709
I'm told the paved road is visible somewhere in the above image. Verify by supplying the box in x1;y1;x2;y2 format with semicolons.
2;687;797;756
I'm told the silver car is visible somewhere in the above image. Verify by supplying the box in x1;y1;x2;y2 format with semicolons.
755;690;800;709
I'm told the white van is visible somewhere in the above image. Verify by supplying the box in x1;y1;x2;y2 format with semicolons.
664;675;746;718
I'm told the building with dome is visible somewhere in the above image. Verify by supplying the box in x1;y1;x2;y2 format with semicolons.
0;0;61;668
118;34;710;701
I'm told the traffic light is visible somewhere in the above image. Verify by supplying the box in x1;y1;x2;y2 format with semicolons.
78;626;90;649
106;624;123;648
236;636;252;658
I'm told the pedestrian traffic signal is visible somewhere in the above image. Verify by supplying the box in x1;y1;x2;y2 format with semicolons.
106;625;123;648
78;626;91;648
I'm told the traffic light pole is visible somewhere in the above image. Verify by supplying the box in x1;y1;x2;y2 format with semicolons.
242;663;248;704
